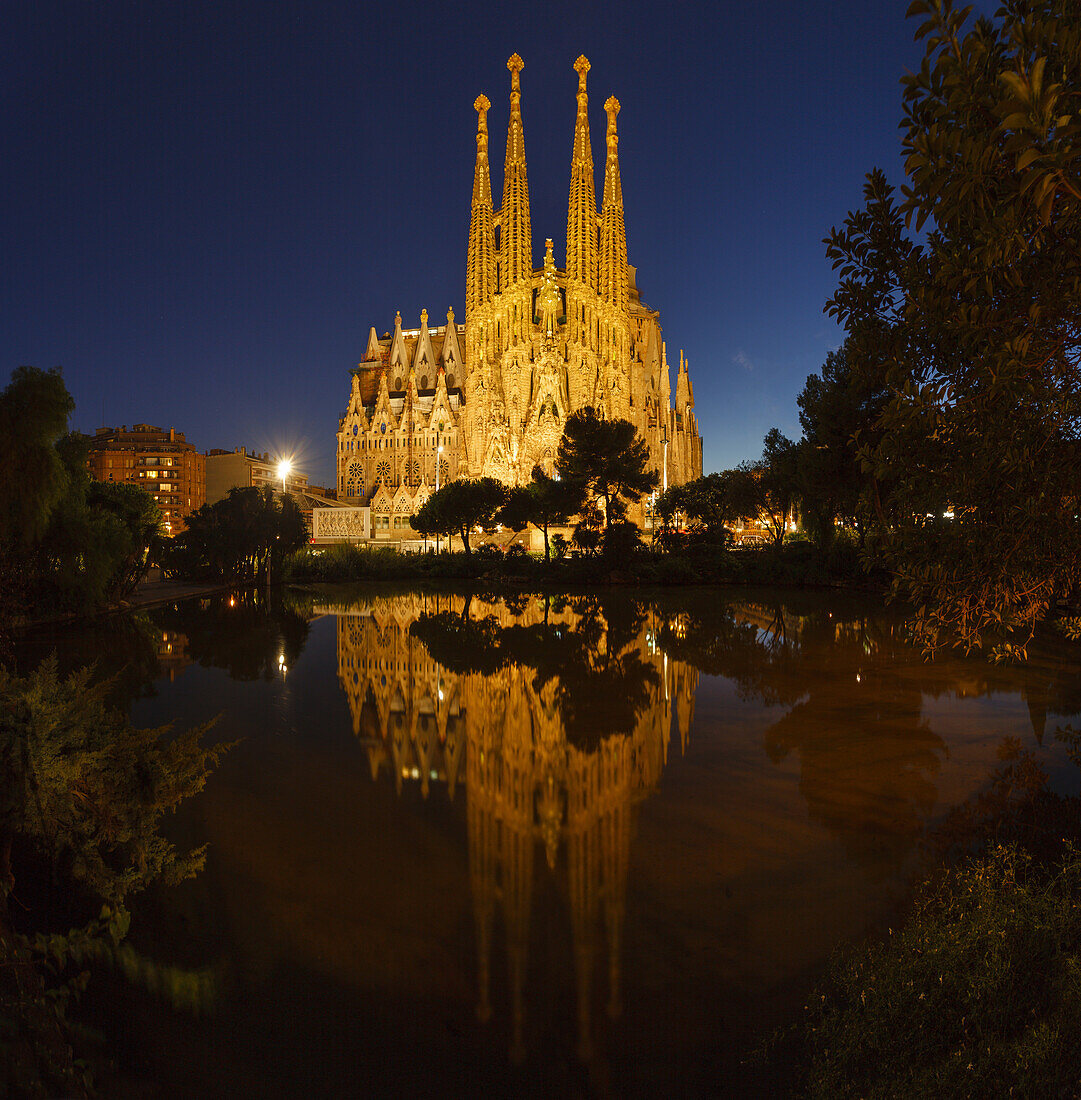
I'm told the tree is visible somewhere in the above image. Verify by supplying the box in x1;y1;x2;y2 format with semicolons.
168;487;306;582
754;429;800;546
796;341;888;549
555;408;658;554
0;657;227;1095
497;466;577;561
0;371;162;630
411;477;507;556
825;0;1081;656
0;367;73;548
43;434;162;608
656;473;734;545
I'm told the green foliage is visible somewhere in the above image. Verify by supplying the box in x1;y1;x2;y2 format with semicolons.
165;486;307;582
825;0;1081;655
496;466;577;561
796;342;887;550
411;477;507;555
556;407;658;555
656;472;740;544
0;367;74;548
0;369;160;627
750;428;800;546
0;656;228;1096
803;843;1081;1098
42;435;161;610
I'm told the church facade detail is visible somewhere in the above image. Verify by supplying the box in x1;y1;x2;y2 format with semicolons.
336;55;702;526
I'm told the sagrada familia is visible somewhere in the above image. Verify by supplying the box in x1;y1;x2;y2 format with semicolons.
335;55;702;528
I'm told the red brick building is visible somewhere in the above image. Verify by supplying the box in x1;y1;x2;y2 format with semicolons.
86;424;206;535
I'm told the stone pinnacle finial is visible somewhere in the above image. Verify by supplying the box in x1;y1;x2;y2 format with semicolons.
474;94;490;122
507;53;523;92
605;96;621;125
447;306;454;323
420;308;428;325
395;310;402;327
574;54;590;94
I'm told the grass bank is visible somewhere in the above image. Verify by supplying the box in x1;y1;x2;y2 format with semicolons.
284;540;887;592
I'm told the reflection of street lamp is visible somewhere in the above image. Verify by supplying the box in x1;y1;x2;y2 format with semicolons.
277;458;292;497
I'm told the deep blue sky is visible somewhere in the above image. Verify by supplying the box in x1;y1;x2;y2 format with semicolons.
3;0;961;486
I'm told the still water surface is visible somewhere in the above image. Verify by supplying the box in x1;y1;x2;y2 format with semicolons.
21;584;1081;1097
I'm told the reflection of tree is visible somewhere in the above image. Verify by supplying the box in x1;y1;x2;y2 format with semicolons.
329;591;693;1066
764;671;941;869
151;591;310;681
410;594;658;748
661;599;946;870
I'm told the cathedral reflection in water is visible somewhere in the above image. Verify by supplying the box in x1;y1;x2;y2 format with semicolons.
326;593;697;1062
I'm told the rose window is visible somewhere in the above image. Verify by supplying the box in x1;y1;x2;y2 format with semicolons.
406;459;420;486
375;460;391;484
346;461;364;496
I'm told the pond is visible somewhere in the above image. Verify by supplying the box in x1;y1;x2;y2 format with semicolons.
17;584;1081;1097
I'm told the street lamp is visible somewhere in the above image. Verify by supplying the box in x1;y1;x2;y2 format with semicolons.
435;444;444;553
277;458;292;497
661;422;669;493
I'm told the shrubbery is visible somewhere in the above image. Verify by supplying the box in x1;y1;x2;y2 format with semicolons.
803;844;1081;1099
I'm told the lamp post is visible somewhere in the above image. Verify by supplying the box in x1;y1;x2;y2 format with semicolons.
277;458;292;498
661;422;669;493
435;444;444;553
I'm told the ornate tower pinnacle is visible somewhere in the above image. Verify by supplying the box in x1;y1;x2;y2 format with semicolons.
565;54;597;292
599;96;627;310
500;53;532;293
466;94;496;315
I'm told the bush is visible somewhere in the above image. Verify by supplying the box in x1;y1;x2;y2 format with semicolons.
803;844;1081;1099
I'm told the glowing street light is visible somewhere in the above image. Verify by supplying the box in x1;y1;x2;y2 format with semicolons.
277;458;292;497
435;444;444;553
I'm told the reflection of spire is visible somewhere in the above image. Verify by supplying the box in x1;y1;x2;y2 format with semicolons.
330;592;695;1063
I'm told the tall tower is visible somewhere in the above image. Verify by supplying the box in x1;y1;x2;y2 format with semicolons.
466;95;496;323
598;96;630;418
499;53;533;348
565;55;597;352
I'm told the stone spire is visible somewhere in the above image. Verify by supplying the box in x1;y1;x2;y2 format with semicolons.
565;55;597;290
466;94;496;315
599;96;627;311
500;54;532;292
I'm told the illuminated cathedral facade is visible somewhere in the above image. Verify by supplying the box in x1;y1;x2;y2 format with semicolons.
335;54;702;529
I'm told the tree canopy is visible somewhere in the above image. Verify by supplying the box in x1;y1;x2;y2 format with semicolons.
497;465;577;561
411;477;507;555
0;368;161;630
825;0;1081;656
555;408;658;554
164;487;307;582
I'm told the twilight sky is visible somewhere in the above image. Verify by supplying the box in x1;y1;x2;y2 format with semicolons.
3;0;969;486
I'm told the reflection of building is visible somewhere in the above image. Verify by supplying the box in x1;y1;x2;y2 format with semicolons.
154;628;191;680
86;424;206;535
334;55;702;534
329;593;697;1062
